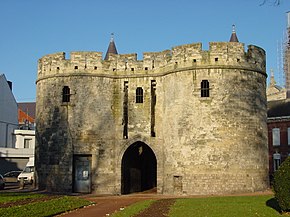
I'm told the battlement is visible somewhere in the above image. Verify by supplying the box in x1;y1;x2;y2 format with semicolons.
37;42;266;79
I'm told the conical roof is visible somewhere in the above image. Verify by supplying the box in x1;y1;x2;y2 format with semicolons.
229;25;239;42
104;33;118;60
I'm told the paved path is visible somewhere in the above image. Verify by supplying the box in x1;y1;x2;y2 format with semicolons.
57;190;273;217
57;194;165;217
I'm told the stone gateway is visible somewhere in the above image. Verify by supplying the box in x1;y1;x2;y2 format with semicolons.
35;31;269;195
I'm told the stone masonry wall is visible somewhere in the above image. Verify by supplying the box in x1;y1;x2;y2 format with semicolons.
36;41;268;194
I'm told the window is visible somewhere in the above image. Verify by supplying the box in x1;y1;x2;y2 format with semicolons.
62;86;70;102
201;80;210;97
123;81;129;139
272;128;280;146
24;139;31;148
288;128;290;145
151;80;156;137
74;66;78;69
136;87;143;103
273;152;281;172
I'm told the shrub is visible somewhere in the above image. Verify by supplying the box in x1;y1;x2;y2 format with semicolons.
273;156;290;212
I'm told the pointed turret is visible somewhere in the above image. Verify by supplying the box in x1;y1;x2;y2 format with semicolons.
229;25;239;42
269;69;276;86
104;33;118;60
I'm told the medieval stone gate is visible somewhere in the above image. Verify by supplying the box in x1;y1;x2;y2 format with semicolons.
36;36;269;195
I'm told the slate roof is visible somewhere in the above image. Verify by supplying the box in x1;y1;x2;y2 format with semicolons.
18;102;36;119
267;99;290;118
104;34;118;60
229;25;239;42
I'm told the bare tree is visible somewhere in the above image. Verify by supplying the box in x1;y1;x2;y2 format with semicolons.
260;0;281;5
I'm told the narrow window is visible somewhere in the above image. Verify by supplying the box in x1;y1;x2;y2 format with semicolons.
145;67;148;70
131;68;134;71
288;127;290;145
215;57;218;62
94;66;98;70
136;87;143;103
151;80;156;137
62;86;70;102
272;128;280;146
24;139;31;148
193;59;197;63
273;152;281;172
123;81;129;139
57;67;60;70
201;80;210;97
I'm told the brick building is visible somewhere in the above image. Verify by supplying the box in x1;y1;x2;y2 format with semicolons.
267;99;290;176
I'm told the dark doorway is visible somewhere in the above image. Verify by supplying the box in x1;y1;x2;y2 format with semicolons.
121;142;157;194
73;155;91;193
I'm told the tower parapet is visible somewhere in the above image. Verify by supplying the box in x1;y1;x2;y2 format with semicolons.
37;42;265;81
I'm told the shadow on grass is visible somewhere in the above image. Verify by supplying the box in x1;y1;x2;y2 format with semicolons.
266;197;282;214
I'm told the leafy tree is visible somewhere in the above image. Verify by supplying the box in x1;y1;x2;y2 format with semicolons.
273;156;290;212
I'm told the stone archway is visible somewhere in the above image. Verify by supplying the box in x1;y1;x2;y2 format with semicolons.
121;141;157;194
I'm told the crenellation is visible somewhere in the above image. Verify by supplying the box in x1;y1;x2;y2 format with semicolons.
143;50;172;69
37;42;266;80
246;45;266;71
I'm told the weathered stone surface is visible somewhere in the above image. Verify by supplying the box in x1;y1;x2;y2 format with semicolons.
35;41;268;195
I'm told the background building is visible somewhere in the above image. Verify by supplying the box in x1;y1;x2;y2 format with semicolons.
266;12;290;179
0;74;18;148
267;99;290;176
284;11;290;98
0;74;35;174
18;102;36;130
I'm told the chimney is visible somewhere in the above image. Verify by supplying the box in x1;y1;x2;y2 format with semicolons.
7;81;12;90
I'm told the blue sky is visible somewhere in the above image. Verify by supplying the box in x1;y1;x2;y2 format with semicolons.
0;0;289;102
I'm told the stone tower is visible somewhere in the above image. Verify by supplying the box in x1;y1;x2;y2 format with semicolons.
35;30;269;195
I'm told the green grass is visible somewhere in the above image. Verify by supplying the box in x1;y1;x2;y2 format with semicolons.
111;195;285;217
169;195;282;217
0;192;46;203
0;194;92;217
110;199;155;217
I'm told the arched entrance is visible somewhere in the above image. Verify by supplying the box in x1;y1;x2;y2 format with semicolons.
121;141;157;194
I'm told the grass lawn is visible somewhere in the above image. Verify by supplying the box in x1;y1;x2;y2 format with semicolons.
0;193;92;217
112;195;286;217
169;195;283;217
111;199;155;217
0;192;46;203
